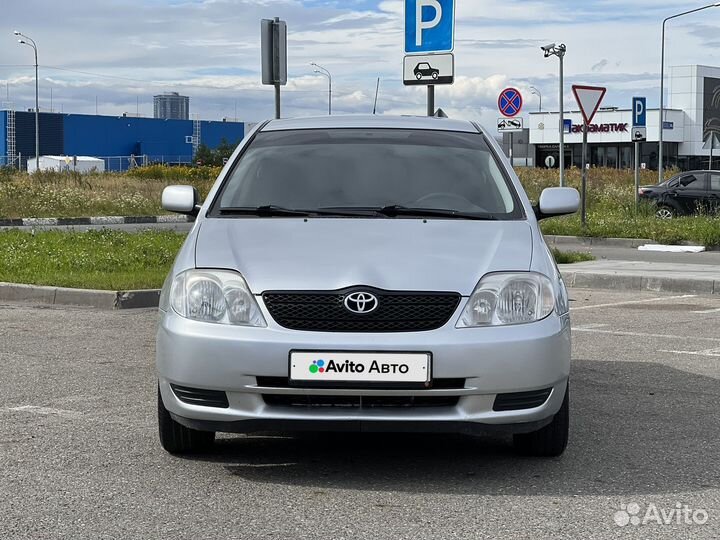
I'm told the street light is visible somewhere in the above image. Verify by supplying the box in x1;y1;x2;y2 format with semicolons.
659;3;720;183
541;43;566;187
310;62;332;115
530;86;542;112
14;30;39;172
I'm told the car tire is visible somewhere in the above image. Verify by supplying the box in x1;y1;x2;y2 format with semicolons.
158;385;215;454
655;205;675;219
432;72;439;80
513;383;569;457
416;73;422;80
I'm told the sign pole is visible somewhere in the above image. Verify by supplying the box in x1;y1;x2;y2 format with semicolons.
581;123;588;227
509;132;514;164
273;17;281;119
427;85;435;116
634;141;640;210
711;140;714;170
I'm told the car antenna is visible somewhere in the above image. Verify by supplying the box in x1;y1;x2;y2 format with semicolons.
372;77;380;114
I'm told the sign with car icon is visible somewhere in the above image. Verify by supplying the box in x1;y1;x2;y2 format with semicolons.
497;117;524;132
403;53;454;86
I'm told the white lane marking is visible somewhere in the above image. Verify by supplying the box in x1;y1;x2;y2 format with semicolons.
572;327;720;342
573;323;609;330
692;307;720;314
660;347;720;357
2;405;83;419
570;294;697;312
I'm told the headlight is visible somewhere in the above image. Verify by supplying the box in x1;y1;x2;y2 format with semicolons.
170;269;266;327
457;272;555;327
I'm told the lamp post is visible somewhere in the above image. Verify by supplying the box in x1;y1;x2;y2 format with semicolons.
542;43;567;186
311;62;332;115
659;3;720;183
14;30;39;171
530;86;542;112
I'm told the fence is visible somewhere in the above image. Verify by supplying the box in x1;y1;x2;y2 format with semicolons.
0;154;195;172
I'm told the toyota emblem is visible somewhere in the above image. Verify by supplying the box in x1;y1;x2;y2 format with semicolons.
343;292;379;314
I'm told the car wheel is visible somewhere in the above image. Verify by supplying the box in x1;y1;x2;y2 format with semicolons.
432;72;439;79
416;73;422;80
158;385;215;454
656;206;675;219
513;383;569;457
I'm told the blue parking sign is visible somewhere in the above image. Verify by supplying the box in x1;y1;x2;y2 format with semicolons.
405;0;455;54
633;97;646;128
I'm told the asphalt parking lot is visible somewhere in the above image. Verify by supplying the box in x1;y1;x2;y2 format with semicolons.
1;288;718;540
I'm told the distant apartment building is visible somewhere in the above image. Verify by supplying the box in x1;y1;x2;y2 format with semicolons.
153;92;190;120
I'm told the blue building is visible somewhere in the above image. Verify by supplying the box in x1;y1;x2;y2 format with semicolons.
0;110;245;171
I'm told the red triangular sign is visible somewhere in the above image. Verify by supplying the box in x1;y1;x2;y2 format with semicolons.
572;85;606;125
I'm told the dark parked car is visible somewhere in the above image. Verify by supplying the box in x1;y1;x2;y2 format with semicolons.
638;170;720;218
414;62;439;80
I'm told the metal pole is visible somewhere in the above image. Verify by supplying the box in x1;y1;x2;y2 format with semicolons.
328;75;332;115
427;85;435;116
711;142;714;170
559;52;565;187
581;124;588;226
34;46;39;171
658;5;720;183
509;133;514;165
634;141;640;210
275;83;281;119
659;18;666;184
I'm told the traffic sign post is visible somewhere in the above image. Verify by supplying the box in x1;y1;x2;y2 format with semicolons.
632;97;647;210
572;85;607;226
261;17;288;119
404;0;455;116
498;88;523;165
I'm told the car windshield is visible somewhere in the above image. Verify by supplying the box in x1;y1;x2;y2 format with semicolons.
212;128;522;219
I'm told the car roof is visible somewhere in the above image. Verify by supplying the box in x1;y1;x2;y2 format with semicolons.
261;115;480;133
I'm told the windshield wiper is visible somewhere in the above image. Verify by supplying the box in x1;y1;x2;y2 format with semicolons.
219;205;313;217
376;205;498;220
219;205;379;217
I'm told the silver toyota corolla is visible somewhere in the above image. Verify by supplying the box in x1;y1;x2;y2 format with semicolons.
156;115;579;457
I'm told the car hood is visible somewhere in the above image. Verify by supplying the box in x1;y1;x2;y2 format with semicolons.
194;218;534;296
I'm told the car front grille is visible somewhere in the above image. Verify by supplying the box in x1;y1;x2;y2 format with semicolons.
262;287;461;332
262;394;460;409
255;376;466;390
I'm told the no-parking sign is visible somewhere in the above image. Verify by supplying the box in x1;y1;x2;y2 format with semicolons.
498;88;523;118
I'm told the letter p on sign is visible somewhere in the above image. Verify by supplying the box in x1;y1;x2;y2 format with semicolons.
416;0;442;46
405;0;455;53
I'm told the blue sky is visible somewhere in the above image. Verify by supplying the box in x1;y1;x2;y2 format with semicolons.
2;0;720;127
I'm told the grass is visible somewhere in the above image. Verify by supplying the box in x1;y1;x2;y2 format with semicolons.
3;164;720;244
551;248;595;265
0;230;185;290
0;166;219;219
518;167;720;246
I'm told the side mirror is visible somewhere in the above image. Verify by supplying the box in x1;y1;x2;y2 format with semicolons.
162;185;201;216
535;187;580;220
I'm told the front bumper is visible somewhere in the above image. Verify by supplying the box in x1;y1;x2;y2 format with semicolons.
156;306;571;434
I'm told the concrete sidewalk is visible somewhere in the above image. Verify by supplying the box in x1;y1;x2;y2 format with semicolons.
559;260;720;295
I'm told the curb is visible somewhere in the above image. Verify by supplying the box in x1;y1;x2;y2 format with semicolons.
545;234;717;251
545;235;652;249
0;282;160;310
559;270;718;295
0;215;194;227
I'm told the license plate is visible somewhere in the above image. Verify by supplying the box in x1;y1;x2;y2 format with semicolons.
289;351;431;383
